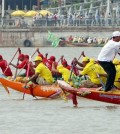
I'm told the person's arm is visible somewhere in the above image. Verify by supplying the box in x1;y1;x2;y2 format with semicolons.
9;63;18;68
51;62;59;73
29;62;35;74
45;53;48;59
75;66;83;71
99;73;107;77
17;60;27;69
118;53;120;55
60;55;64;63
27;73;39;83
81;51;86;57
74;58;84;67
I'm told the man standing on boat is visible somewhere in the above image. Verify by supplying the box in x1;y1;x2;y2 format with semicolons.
97;31;120;92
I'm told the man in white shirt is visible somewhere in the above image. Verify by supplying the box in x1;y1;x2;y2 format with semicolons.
97;31;120;92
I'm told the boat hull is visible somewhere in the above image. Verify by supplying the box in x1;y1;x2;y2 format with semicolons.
0;78;61;97
58;80;120;104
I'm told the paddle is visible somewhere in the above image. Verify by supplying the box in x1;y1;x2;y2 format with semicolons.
57;55;64;63
96;73;105;90
14;48;21;79
23;56;31;100
0;73;10;94
1;48;20;94
0;82;10;94
17;48;38;76
23;55;38;100
69;52;83;81
4;48;20;74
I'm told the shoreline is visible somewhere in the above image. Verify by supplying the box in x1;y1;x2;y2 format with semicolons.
0;26;118;47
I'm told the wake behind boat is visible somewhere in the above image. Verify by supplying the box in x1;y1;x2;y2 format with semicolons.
58;80;120;105
0;77;61;98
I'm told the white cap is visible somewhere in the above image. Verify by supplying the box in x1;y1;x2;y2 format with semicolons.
112;31;120;37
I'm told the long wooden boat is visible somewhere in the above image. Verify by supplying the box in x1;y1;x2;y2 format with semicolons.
58;80;120;105
0;77;61;98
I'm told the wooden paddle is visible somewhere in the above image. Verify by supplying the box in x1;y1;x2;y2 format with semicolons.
14;48;21;79
17;48;39;76
96;73;105;89
23;56;38;100
4;48;20;74
0;82;10;94
23;55;31;100
69;52;83;81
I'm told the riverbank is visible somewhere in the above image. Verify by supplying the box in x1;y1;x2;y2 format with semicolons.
0;26;118;47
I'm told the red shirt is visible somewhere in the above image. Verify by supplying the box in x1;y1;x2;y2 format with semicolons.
0;60;12;76
73;67;79;76
17;59;34;77
66;65;71;70
44;59;52;70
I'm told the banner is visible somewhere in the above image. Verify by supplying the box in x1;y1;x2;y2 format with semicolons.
47;31;61;47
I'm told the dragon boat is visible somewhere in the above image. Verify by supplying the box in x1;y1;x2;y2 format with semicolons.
0;77;61;98
58;80;120;105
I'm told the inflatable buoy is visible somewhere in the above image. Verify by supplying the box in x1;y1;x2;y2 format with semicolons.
23;39;32;47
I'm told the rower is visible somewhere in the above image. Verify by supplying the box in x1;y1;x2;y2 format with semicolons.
75;57;106;88
26;56;54;85
113;59;120;89
10;54;34;77
0;55;13;77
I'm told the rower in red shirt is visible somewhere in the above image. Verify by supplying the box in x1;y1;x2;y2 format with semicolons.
0;55;13;77
48;56;62;80
62;60;71;70
10;54;34;77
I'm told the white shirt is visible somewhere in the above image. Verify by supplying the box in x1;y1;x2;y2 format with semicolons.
97;40;120;61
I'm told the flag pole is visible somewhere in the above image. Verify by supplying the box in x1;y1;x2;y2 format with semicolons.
2;0;5;26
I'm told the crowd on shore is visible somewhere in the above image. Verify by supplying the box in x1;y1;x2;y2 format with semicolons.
3;9;120;28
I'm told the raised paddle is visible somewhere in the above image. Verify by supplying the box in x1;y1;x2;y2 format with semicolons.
69;52;83;81
14;48;21;79
17;48;39;76
4;48;20;74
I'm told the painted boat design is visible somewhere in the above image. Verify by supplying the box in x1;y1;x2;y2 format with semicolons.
0;78;61;98
58;80;120;105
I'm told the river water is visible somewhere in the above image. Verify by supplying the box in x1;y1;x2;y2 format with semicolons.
0;47;120;134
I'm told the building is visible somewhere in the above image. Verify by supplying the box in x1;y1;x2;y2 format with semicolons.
0;0;49;10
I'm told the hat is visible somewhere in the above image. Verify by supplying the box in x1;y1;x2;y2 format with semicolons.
113;59;119;65
112;31;120;37
0;55;3;59
18;54;24;59
24;55;29;59
34;56;42;62
62;60;68;65
49;56;55;61
90;58;95;63
38;53;43;59
82;57;90;62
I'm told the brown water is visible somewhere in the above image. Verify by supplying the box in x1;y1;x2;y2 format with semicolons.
0;47;120;134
